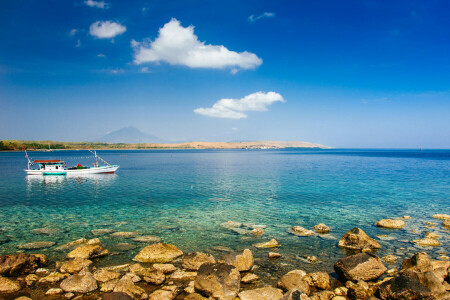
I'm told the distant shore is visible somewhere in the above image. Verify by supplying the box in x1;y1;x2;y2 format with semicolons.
0;140;330;151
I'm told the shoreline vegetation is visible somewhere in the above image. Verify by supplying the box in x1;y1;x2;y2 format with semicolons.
0;215;449;299
0;140;330;151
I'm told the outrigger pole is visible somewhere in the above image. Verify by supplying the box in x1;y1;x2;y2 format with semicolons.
88;149;111;166
25;149;32;170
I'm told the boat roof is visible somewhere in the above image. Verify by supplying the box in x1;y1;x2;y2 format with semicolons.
33;160;63;163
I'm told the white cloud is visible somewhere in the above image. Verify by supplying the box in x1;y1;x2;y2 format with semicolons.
248;12;275;22
69;29;78;36
194;91;285;119
75;39;81;47
89;21;126;39
141;67;150;73
96;53;106;58
84;0;109;9
132;18;262;70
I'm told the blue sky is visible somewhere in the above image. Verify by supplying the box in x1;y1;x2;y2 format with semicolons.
0;0;449;147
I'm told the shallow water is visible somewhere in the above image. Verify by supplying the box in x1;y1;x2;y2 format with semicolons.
0;149;449;278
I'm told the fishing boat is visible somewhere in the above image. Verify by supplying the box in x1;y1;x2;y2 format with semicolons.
25;150;119;175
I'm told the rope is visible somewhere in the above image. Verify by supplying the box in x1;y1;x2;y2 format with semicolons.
88;150;111;166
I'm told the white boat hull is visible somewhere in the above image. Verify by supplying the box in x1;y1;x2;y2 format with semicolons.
26;165;119;175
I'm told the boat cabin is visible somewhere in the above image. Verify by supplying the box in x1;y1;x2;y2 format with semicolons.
33;160;66;171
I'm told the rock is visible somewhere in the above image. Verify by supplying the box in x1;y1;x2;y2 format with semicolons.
431;260;450;271
291;226;315;236
306;256;318;264
129;264;147;276
251;228;264;235
184;293;206;300
280;288;311;300
116;243;137;251
241;273;259;283
25;273;38;286
110;232;139;238
143;270;165;285
443;219;450;228
148;286;178;300
91;229;115;235
223;249;253;272
0;237;11;245
314;224;330;234
38;272;69;284
379;274;434;299
184;281;195;294
102;264;130;273
269;252;281;258
55;238;88;252
0;253;48;276
133;243;183;263
17;241;55;250
60;269;98;293
16;297;33;300
253;239;279;248
425;232;439;239
238;286;284;300
334;252;386;282
310;291;335;300
403;270;446;294
32;227;59;235
432;214;450;220
35;267;50;276
169;270;197;281
113;277;147;299
67;244;109;259
94;269;121;282
387;268;398;276
0;276;21;293
334;286;347;296
153;264;176;274
304;272;331;290
346;280;374;300
220;221;242;229
338;228;380;251
382;255;398;264
182;252;216;271
60;258;93;274
102;292;134;300
376;219;406;229
100;279;119;292
211;246;234;253
122;273;141;283
194;263;240;300
403;216;411;219
132;235;161;243
411;238;441;246
278;270;310;294
46;287;63;295
401;252;433;273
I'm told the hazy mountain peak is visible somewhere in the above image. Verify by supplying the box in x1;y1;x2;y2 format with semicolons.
96;126;164;143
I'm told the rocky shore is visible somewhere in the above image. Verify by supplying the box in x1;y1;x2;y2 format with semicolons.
0;215;449;300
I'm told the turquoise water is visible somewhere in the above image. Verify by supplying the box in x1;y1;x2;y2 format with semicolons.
0;149;449;277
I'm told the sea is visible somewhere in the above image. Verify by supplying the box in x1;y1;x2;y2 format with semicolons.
0;149;449;279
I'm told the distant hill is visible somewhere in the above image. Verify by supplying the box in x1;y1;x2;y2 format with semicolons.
95;126;165;143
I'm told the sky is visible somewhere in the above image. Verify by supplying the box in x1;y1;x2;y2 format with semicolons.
0;0;449;148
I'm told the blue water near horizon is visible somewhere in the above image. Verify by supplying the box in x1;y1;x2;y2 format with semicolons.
0;149;449;277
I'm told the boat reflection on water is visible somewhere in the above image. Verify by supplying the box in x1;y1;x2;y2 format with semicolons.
26;173;117;186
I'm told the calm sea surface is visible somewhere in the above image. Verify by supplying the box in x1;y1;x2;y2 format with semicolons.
0;149;449;277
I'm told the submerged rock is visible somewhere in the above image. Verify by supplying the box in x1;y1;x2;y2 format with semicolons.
443;219;450;228
238;286;284;300
338;228;380;251
17;241;55;250
222;249;254;272
269;252;281;258
0;276;21;293
334;252;386;282
133;243;183;263
251;228;264;235
182;252;216;271
91;229;115;236
194;263;240;300
31;228;60;235
220;221;243;229
376;219;406;229
132;235;161;243
411;238;440;247
382;255;398;264
290;226;315;236
432;214;450;220
60;270;98;293
0;253;48;276
54;238;88;252
110;232;139;238
253;239;279;248
67;244;109;259
314;223;331;234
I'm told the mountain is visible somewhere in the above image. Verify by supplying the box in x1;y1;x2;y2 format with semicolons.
96;126;165;143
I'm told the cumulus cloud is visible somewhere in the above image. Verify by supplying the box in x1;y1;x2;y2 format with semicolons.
248;12;275;22
84;0;109;9
194;91;285;119
69;29;78;36
132;18;262;70
89;21;126;39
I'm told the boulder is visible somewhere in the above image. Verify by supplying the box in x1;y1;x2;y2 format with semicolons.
194;263;240;300
314;224;331;234
334;252;386;282
60;269;98;293
238;286;284;300
67;244;109;259
182;252;216;271
303;272;331;290
133;243;183;263
0;276;21;293
17;241;55;250
432;214;450;220
253;239;279;248
290;226;315;236
113;277;147;299
102;292;134;300
376;219;405;229
94;269;121;283
346;280;374;300
278;270;310;294
60;258;92;274
338;228;380;251
0;253;48;276
403;270;446;294
280;288;311;300
378;275;434;299
153;264;176;274
401;252;433;273
223;249;253;272
132;235;161;243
